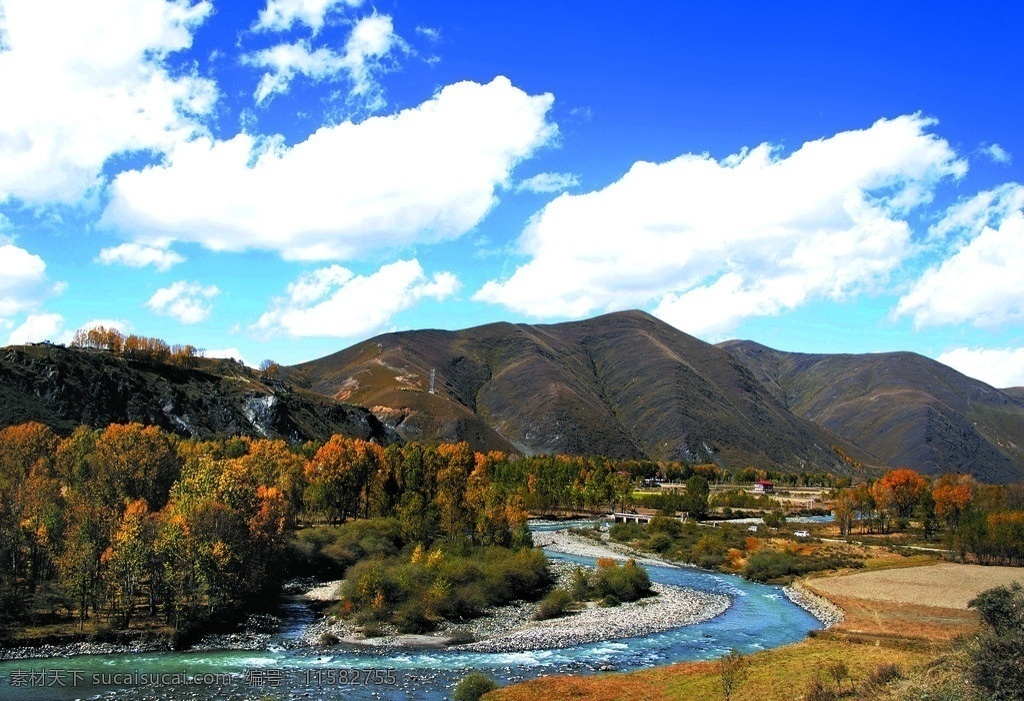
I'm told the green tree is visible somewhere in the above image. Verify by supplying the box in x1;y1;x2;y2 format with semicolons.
683;475;710;520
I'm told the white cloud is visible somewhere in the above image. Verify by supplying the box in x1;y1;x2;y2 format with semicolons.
0;243;49;317
896;188;1024;328
0;0;216;204
254;259;458;338
75;318;132;335
516;172;580;194
475;115;966;338
415;26;440;42
146;280;219;323
981;143;1012;165
248;41;345;104
101;77;556;260
8;313;64;345
340;13;405;108
97;242;185;271
205;347;252;366
938;347;1024;388
927;183;1024;241
255;0;362;34
247;13;406;110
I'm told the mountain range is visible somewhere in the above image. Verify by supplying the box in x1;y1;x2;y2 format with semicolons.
3;311;1023;483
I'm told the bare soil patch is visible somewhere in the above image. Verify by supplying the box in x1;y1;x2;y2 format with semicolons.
807;562;1023;610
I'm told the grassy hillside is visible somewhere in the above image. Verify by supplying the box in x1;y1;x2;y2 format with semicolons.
290;311;854;472
721;340;1024;483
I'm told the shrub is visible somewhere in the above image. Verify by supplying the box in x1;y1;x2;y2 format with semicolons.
533;588;574;620
968;582;1024;701
453;672;498;701
569;567;591;600
609;522;645;543
394;600;434;633
593;559;652;602
802;676;835;701
648;532;674;553
858;663;903;696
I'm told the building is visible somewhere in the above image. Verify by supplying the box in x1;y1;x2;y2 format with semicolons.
753;480;775;494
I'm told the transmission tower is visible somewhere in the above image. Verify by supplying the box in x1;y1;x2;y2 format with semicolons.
429;369;435;394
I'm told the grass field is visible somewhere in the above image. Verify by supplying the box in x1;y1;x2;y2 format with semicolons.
490;636;935;701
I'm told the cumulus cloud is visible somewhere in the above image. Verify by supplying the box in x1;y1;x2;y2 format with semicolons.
255;0;362;34
475;114;966;339
938;347;1024;388
246;13;406;108
97;243;185;271
0;0;216;204
254;259;458;338
8;313;64;345
146;281;219;323
896;185;1024;328
516;172;580;194
0;243;51;317
101;77;556;260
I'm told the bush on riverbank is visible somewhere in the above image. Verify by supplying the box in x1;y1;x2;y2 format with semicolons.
561;558;654;609
454;672;499;701
337;545;551;633
742;548;863;584
611;517;748;571
287;518;405;576
533;588;575;620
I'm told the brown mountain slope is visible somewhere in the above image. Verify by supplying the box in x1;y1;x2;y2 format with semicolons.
719;340;1024;483
0;343;394;444
288;311;852;472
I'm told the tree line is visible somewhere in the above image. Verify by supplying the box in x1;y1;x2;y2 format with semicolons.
0;421;686;641
69;325;202;367
831;467;1024;565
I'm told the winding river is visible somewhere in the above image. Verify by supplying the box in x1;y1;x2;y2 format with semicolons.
0;525;820;700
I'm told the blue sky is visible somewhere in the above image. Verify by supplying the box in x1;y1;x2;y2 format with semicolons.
3;1;1024;386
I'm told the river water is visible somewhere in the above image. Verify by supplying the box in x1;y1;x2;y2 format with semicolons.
0;526;820;700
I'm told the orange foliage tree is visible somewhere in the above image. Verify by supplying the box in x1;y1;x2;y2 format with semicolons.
877;468;928;518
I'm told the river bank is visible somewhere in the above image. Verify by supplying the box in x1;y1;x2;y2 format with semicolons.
2;527;832;661
302;529;732;652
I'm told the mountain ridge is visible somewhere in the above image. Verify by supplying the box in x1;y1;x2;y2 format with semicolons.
289;311;857;473
719;339;1024;483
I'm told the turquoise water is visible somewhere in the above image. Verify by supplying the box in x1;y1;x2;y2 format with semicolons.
0;531;820;700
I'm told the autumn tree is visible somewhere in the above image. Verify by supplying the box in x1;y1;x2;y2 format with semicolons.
102;499;156;628
877;468;928;518
93;424;180;511
934;473;976;532
435;442;474;541
304;435;366;523
833;490;857;536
